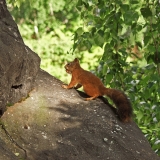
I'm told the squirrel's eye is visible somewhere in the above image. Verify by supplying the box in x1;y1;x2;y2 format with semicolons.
67;63;71;66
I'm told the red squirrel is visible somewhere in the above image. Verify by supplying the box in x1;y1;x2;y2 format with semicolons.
62;58;132;122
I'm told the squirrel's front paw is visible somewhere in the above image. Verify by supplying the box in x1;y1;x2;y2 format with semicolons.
62;84;68;89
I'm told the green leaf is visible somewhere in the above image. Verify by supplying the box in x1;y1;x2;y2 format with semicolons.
136;111;144;123
130;0;139;4
144;35;151;46
105;73;113;84
121;4;129;12
76;27;84;36
147;45;156;53
131;22;137;30
83;40;92;51
83;1;89;9
76;0;83;11
94;34;105;48
140;7;152;18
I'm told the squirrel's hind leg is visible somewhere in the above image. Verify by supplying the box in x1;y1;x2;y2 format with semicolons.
85;95;99;101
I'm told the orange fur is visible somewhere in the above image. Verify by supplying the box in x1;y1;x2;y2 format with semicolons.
62;58;133;122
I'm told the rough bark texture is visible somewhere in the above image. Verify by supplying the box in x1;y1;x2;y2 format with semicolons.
0;0;40;114
0;0;160;160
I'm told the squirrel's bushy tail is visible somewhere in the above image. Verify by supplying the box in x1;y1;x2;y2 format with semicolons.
104;88;132;122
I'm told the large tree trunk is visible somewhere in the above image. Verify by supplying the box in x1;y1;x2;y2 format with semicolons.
0;0;159;160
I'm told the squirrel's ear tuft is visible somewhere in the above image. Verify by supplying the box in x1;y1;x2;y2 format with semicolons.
74;58;79;62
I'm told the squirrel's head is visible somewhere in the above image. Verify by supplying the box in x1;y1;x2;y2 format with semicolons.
64;58;80;74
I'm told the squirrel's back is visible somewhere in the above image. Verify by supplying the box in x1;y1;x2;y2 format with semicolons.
77;70;105;97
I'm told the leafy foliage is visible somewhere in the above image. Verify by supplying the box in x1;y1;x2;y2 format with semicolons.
7;0;102;83
73;0;160;155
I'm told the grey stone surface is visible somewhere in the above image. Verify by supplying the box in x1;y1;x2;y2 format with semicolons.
0;70;159;160
0;0;40;114
0;136;18;160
